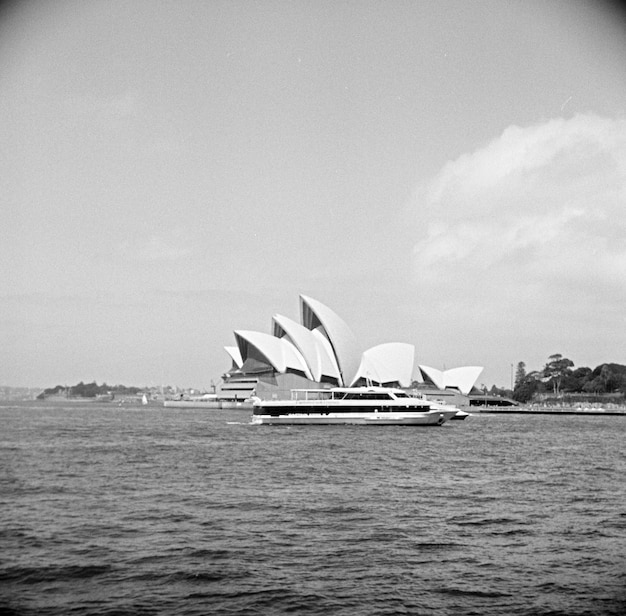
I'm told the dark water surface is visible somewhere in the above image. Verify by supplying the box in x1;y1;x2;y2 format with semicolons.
1;402;625;615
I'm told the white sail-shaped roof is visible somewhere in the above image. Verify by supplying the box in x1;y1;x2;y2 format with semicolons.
272;314;339;382
224;345;243;369
234;330;311;377
419;365;446;390
419;365;483;395
300;295;362;387
311;328;342;381
443;366;483;395
356;343;415;387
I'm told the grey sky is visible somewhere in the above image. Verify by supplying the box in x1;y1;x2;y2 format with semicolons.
2;0;625;388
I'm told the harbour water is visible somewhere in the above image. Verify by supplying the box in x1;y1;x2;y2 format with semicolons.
1;401;625;615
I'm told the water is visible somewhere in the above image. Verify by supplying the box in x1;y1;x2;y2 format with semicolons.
1;401;625;616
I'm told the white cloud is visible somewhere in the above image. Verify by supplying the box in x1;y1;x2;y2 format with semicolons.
413;114;626;294
410;114;626;372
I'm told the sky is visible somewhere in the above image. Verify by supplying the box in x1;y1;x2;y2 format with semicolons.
2;0;625;390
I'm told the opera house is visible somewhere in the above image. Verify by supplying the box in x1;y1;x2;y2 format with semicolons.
216;295;484;405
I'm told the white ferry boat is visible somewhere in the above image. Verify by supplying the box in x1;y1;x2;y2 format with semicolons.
251;386;461;426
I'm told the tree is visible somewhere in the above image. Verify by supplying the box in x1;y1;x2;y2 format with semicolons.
514;362;527;389
513;365;540;403
542;354;574;397
513;376;537;403
583;377;604;394
568;367;592;393
490;384;512;398
592;364;626;394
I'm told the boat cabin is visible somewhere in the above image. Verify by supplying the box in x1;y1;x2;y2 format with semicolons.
289;387;412;402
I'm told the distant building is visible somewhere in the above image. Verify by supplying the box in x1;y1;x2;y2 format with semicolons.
216;295;484;404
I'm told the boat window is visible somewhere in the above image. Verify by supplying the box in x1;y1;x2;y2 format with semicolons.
394;392;409;398
342;393;394;400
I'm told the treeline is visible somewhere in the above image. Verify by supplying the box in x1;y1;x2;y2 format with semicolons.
513;355;626;403
37;381;143;399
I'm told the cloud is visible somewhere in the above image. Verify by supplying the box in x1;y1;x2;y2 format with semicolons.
409;114;626;372
412;114;626;299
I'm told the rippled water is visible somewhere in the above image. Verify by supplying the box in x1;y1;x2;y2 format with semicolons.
1;401;625;615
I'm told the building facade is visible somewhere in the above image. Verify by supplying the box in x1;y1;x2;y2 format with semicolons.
216;295;484;404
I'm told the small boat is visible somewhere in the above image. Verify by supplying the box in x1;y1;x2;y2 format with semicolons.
422;396;470;420
251;386;460;426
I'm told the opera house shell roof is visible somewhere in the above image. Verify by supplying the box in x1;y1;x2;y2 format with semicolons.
223;295;482;393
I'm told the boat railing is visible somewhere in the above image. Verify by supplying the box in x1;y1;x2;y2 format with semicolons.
290;389;334;402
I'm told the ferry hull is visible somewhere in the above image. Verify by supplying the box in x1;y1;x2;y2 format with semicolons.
251;410;457;426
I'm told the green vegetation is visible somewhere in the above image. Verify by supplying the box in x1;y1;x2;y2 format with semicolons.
37;381;142;399
513;355;626;404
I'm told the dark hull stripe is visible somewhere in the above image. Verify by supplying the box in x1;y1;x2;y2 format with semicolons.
253;405;431;416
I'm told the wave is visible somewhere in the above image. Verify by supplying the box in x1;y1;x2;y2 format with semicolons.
0;564;112;583
436;587;514;598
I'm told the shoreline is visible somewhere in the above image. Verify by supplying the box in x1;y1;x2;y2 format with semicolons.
473;406;626;416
